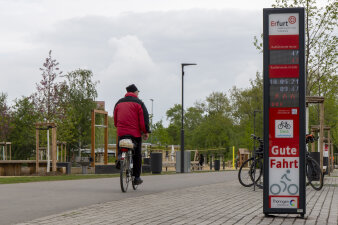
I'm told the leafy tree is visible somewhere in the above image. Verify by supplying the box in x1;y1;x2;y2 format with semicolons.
34;50;65;121
59;69;98;153
230;73;263;150
10;97;39;159
151;120;172;146
0;93;11;142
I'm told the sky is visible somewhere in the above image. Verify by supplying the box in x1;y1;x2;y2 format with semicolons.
1;0;278;125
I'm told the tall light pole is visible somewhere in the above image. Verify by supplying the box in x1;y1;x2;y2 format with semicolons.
150;99;154;143
181;63;197;173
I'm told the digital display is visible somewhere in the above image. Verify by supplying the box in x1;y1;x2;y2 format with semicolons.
270;78;299;107
270;50;299;65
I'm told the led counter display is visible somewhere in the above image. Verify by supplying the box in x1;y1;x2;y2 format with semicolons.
270;78;299;107
270;50;299;65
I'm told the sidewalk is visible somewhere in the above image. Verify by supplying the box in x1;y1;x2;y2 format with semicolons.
18;171;338;225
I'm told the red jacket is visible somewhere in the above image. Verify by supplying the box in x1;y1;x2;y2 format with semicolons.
114;92;150;137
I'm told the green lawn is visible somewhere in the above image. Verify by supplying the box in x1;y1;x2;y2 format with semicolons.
0;174;119;184
0;169;231;185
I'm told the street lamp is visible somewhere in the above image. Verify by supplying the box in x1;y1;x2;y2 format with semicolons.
181;63;197;173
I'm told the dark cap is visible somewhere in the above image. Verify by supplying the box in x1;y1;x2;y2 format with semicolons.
126;84;139;93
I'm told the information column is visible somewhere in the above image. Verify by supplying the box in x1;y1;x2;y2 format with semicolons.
263;8;306;216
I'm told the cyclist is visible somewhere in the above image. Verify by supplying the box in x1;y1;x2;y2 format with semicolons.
114;84;151;185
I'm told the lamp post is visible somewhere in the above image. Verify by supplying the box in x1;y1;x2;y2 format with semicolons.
181;63;197;173
253;109;261;191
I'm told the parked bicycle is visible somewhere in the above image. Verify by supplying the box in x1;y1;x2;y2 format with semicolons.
238;134;264;188
119;138;139;192
238;134;323;191
305;134;323;190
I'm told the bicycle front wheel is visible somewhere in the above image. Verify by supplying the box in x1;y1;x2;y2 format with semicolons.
238;158;254;187
120;159;130;192
306;157;323;191
132;177;138;190
250;158;263;189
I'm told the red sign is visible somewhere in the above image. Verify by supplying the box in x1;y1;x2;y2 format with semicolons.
269;65;299;78
269;35;299;49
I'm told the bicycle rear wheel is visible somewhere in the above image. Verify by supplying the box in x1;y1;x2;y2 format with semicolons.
250;158;263;189
306;157;323;191
238;158;254;187
120;159;130;192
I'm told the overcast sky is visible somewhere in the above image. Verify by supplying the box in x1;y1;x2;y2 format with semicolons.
1;0;279;125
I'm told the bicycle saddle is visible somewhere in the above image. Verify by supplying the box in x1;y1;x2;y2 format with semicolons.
119;139;134;148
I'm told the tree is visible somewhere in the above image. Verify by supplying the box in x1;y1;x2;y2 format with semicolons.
205;92;231;117
151;120;172;146
59;69;98;152
0;93;11;142
10;97;39;159
34;50;65;121
230;73;263;150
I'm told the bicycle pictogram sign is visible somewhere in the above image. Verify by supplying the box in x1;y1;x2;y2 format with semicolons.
270;169;299;195
278;121;292;129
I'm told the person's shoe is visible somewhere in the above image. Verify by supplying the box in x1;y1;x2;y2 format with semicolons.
133;177;143;185
115;160;121;170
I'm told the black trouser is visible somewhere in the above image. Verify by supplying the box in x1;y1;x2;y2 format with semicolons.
118;136;142;178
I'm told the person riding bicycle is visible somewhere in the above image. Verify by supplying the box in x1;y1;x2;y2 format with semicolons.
114;84;151;185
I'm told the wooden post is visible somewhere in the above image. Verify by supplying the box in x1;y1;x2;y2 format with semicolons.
91;110;95;167
36;129;39;174
104;114;108;165
319;102;324;173
331;143;334;172
328;130;331;175
52;127;57;172
311;130;315;152
64;144;66;162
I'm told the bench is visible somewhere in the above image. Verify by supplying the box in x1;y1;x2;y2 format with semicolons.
0;160;72;176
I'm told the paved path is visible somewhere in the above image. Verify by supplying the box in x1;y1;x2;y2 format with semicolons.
2;170;338;225
0;171;232;225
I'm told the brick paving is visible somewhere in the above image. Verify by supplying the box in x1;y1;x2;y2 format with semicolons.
17;170;338;225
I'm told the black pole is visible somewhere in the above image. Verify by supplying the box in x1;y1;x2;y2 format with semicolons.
253;110;261;191
181;65;184;173
180;63;197;173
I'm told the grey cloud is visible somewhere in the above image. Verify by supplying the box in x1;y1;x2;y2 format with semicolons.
1;8;263;124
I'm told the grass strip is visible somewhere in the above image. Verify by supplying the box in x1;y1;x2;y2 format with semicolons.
0;170;231;185
0;174;119;184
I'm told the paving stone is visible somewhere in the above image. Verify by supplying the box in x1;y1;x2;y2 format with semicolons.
16;170;338;225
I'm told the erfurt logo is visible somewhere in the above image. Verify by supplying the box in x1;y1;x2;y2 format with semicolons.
288;16;296;24
271;20;288;27
271;16;296;27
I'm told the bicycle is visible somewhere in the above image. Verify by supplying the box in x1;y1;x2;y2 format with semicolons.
278;121;292;129
238;134;264;188
238;134;323;191
305;134;323;191
119;138;138;192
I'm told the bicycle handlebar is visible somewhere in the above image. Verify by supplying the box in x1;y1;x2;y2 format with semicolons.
251;134;263;142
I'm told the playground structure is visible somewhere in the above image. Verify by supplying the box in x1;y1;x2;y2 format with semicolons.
238;148;250;167
311;125;334;175
306;96;327;174
0;142;11;160
91;109;108;167
57;141;67;162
